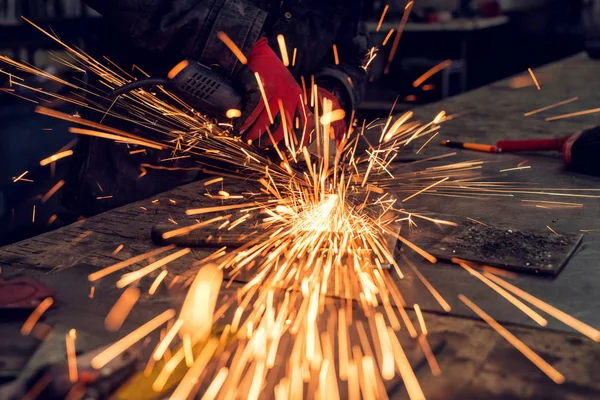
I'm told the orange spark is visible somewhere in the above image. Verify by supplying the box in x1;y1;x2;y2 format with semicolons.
459;294;565;384
483;272;600;342
524;97;578;117
384;1;413;74
402;254;451;311
412;60;453;88
105;287;141;331
413;304;428;335
402;177;449;202
152;319;184;361
546;107;600;121
112;244;124;255
217;32;248;64
528;68;541;90
376;5;389;31
388;327;426;400
47;214;58;225
66;329;78;382
186;201;258;216
277;35;290;67
40;180;65;203
88;245;175;282
149;270;168;295
382;29;394;46
116;248;191;288
21;297;54;335
91;309;175;369
254;73;274;124
36;107;163;149
69;127;163;150
333;44;340;65
454;259;547;326
40;150;73;166
418;335;441;376
13;170;29;182
162;215;225;239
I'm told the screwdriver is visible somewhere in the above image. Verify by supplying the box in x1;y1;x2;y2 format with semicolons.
496;126;600;175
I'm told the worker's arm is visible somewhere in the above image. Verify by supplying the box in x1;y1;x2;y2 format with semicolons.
83;0;266;75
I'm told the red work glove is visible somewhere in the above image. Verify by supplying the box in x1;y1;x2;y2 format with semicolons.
316;87;347;144
235;37;313;149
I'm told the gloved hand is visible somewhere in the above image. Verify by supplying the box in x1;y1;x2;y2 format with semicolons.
235;37;313;149
316;87;347;144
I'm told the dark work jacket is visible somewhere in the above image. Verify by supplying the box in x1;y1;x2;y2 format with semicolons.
66;0;369;216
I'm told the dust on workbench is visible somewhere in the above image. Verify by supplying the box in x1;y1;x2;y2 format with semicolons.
429;221;583;275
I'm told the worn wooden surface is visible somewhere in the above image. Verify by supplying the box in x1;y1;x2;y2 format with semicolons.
2;53;600;399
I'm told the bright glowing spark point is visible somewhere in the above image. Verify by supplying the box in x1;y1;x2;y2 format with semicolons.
459;295;565;384
40;150;73;166
21;297;54;336
226;109;242;118
277;35;290;66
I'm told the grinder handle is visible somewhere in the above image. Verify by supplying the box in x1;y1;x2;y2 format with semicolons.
496;136;570;152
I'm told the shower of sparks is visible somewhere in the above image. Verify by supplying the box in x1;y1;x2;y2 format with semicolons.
528;68;541;91
5;20;600;400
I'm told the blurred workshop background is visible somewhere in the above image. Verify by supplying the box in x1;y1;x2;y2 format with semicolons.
0;0;597;245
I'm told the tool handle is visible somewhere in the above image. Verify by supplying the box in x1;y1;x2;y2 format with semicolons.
496;136;570;152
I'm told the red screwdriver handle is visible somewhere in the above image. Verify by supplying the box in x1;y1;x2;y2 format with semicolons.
496;136;570;152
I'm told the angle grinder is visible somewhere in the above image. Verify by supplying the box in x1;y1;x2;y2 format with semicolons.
112;59;243;118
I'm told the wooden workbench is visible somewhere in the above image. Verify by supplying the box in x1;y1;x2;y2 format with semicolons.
2;53;600;399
